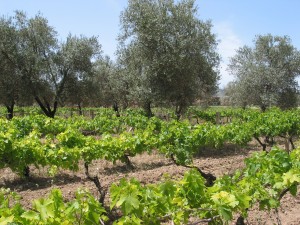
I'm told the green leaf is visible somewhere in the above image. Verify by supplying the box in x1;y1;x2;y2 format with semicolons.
289;184;298;196
123;194;140;215
65;201;79;215
0;216;14;225
21;210;40;220
33;198;54;221
236;194;252;209
283;170;300;186
218;206;232;221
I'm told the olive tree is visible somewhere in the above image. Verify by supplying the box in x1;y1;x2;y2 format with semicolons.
0;11;102;118
0;16;19;119
92;56;130;114
48;34;102;115
228;34;300;110
0;14;35;119
0;57;23;119
0;11;59;117
118;0;220;118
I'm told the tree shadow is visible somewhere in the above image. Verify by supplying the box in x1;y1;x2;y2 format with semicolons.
194;143;259;159
101;161;173;176
1;173;83;192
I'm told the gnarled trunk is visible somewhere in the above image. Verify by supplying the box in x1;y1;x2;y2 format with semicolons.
143;100;153;118
77;103;83;116
5;102;15;120
113;101;120;117
35;96;57;118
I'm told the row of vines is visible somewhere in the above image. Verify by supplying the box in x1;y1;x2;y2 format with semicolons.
1;107;300;224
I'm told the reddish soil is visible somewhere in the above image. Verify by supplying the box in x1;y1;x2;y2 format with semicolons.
1;143;299;225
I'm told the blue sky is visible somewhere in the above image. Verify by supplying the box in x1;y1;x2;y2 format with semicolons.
1;0;300;87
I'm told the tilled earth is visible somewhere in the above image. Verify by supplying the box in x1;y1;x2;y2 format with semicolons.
1;143;299;225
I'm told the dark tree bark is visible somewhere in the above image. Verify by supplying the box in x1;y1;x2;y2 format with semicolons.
113;101;120;117
23;166;30;177
175;103;186;121
170;154;216;187
77;103;83;116
5;101;15;120
254;136;267;151
35;96;57;118
143;100;153;118
236;216;246;225
260;104;267;112
175;106;182;121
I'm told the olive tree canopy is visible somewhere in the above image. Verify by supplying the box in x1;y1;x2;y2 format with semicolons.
49;34;102;113
0;11;102;118
227;34;300;110
118;0;220;117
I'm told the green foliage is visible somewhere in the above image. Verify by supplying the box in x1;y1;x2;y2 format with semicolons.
0;11;103;118
0;188;107;225
2;107;300;176
1;142;300;224
110;148;300;223
227;34;300;110
118;0;220;114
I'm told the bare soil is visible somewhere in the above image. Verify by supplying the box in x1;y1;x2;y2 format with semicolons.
1;143;299;225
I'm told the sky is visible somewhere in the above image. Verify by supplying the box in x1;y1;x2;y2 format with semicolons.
1;0;300;88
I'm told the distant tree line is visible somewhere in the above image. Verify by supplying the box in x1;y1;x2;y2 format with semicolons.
1;0;300;120
0;0;220;119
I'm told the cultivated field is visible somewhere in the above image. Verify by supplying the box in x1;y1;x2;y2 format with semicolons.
1;107;300;224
